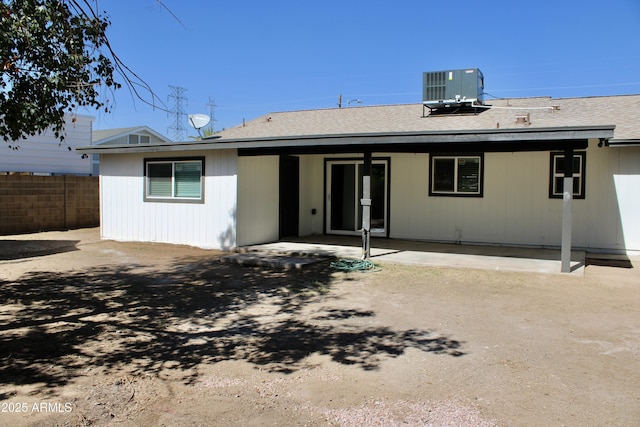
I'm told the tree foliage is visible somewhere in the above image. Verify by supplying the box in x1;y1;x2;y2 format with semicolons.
1;0;131;142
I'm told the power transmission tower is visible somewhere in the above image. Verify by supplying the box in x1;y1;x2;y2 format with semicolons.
168;85;188;141
206;97;217;133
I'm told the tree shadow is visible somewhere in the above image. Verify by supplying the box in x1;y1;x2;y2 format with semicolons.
0;256;464;391
0;240;80;261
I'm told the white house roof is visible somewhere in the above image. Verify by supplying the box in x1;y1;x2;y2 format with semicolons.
78;94;639;154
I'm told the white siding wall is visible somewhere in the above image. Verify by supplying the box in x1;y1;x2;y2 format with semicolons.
1;115;94;175
236;156;280;246
100;149;238;249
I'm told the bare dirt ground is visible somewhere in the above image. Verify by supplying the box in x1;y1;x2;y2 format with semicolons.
1;228;639;427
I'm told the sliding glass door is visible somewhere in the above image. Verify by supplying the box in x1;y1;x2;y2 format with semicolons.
326;159;388;236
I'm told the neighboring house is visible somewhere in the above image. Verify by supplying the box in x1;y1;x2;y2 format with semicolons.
77;94;640;264
91;126;172;175
1;114;94;175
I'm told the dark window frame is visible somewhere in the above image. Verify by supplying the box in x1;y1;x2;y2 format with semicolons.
143;157;205;203
429;153;484;197
549;151;586;199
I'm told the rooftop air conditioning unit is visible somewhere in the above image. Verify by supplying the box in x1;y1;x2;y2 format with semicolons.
422;68;484;109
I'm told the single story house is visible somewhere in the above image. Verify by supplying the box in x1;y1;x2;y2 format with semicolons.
77;94;640;270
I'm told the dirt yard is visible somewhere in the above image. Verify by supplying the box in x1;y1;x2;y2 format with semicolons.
1;228;639;426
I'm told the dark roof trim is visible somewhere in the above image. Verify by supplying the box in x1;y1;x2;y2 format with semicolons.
76;125;615;155
240;139;593;156
607;139;640;147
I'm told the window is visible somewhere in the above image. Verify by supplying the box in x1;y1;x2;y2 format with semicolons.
144;158;204;202
549;152;586;199
430;154;483;196
129;134;150;144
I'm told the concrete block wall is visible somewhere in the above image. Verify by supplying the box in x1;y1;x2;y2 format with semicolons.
0;175;99;235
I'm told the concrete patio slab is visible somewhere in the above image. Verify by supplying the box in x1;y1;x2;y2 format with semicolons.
240;235;587;275
220;252;324;270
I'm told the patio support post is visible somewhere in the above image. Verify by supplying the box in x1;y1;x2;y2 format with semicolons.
361;151;372;259
561;147;574;273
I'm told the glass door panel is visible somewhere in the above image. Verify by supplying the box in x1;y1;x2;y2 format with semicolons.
327;160;387;236
330;163;356;231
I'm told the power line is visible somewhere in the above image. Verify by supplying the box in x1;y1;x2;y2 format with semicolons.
167;85;188;141
206;97;217;133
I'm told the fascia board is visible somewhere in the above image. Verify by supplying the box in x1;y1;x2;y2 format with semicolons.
77;125;615;154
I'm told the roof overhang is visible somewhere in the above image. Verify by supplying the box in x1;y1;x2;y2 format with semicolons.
607;139;640;147
76;125;615;155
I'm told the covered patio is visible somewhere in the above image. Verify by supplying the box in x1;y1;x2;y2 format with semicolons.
238;235;591;275
236;123;613;273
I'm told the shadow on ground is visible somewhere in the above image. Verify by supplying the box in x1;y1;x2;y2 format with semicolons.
0;256;464;391
0;240;80;261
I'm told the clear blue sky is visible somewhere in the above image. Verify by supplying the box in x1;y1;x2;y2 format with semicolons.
90;0;640;140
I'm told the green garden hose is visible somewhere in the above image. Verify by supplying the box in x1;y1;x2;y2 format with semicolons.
330;258;381;273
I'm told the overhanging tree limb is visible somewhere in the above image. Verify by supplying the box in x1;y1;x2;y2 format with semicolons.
1;0;171;143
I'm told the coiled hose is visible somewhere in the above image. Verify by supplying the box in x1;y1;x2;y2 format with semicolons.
330;258;381;273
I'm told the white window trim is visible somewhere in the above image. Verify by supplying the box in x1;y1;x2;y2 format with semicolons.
550;152;586;199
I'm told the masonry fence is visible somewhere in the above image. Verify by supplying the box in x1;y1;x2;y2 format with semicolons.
0;175;99;235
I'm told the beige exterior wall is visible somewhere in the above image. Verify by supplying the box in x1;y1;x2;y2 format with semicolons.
236;156;280;246
298;154;325;236
388;150;561;246
297;143;640;253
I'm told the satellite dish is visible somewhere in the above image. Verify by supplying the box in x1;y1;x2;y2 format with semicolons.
188;113;211;130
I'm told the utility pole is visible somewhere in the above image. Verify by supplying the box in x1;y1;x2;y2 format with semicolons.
206;97;217;134
168;85;188;141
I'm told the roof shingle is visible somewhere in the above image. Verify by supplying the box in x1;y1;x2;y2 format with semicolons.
215;94;640;142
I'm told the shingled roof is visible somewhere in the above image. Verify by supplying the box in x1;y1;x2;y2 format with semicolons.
215;94;640;144
77;94;638;154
